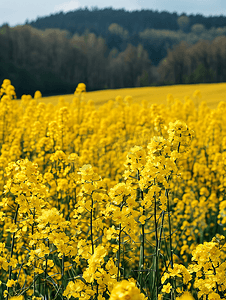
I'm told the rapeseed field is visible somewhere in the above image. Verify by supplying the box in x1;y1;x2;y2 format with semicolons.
0;79;226;300
36;82;226;109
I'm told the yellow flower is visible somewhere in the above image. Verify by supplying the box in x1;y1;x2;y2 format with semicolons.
34;90;42;99
110;280;147;300
193;89;202;99
139;215;146;225
3;290;8;297
75;83;86;94
6;279;16;287
162;282;172;294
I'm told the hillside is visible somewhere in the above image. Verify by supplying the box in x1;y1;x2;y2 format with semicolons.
27;7;226;36
26;8;226;66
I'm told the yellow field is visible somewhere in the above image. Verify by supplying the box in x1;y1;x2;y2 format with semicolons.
35;82;226;108
1;79;226;300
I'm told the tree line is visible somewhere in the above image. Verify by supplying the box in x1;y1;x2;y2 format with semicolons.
26;7;226;36
158;37;226;85
21;8;226;67
0;24;153;97
1;13;226;97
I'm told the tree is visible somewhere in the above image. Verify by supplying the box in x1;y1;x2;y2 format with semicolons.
184;64;215;84
209;36;226;82
157;41;189;84
191;23;205;34
108;23;128;39
177;15;190;32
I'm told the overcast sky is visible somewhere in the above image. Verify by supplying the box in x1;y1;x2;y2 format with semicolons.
1;0;226;27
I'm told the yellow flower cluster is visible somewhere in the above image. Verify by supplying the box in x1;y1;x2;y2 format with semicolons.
160;236;226;299
0;79;16;100
0;79;226;300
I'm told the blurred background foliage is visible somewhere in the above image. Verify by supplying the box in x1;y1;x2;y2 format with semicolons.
1;8;226;97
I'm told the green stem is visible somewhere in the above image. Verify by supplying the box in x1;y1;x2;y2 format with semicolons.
44;239;49;300
7;204;19;300
117;223;122;281
122;237;125;279
117;199;125;282
166;189;173;269
210;258;219;295
158;210;165;257
90;192;98;296
153;192;159;300
91;193;94;255
61;254;65;294
137;169;145;290
32;208;36;297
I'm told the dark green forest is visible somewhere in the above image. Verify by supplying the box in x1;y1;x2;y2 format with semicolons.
1;7;226;98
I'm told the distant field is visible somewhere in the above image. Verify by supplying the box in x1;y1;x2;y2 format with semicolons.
33;82;226;108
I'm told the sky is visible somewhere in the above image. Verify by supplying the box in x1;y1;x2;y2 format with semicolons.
1;0;226;27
